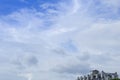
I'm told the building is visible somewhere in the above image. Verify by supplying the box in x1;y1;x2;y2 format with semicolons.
77;70;118;80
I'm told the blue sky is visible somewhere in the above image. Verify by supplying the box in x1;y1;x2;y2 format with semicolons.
0;0;120;80
0;0;60;15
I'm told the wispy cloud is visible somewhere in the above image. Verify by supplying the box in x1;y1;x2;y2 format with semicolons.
0;0;120;80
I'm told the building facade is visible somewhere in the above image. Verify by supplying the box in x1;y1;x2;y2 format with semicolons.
77;70;118;80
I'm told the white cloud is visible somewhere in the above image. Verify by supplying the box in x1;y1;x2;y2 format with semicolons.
19;72;33;80
0;0;120;80
71;0;80;14
101;0;120;8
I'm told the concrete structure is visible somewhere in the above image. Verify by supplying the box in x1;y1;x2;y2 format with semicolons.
77;70;118;80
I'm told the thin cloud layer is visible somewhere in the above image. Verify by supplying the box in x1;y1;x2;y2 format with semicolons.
0;0;120;80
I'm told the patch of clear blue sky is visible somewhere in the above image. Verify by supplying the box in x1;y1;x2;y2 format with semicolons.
1;0;120;20
62;40;78;53
0;0;60;15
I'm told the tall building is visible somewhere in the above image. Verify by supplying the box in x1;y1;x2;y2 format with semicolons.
77;70;118;80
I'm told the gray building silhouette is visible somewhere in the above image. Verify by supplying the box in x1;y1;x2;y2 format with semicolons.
77;70;118;80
